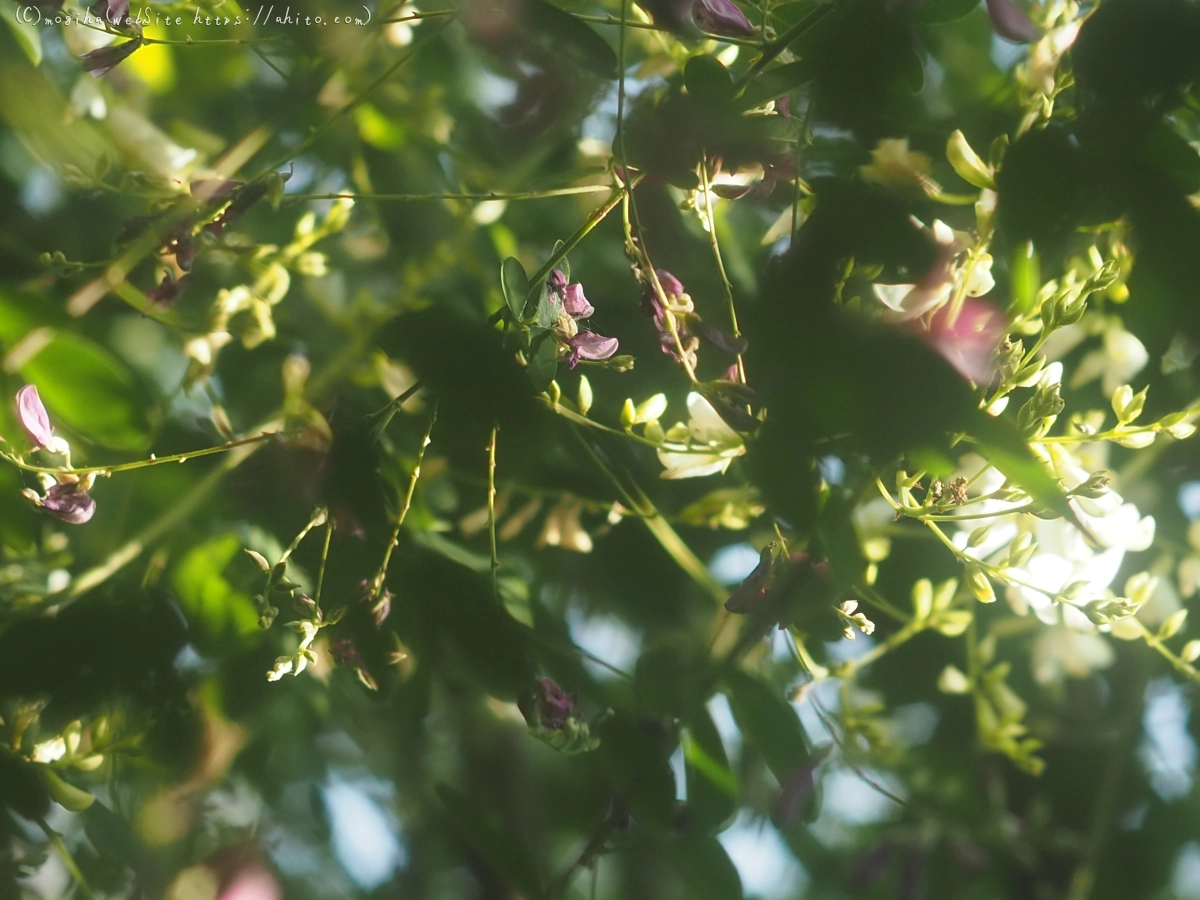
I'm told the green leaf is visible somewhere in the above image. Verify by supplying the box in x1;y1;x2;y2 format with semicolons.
501;257;531;322
534;278;563;329
527;0;618;79
82;802;145;871
1142;121;1200;196
527;331;559;393
724;671;810;784
1;0;42;66
911;0;979;23
171;533;261;654
970;412;1081;530
685;55;734;106
665;834;744;900
438;785;545;900
738;60;816;110
636;638;711;718
21;331;150;451
597;712;677;830
683;706;736;831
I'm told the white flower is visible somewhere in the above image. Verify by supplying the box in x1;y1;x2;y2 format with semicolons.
963;254;995;298
1071;322;1149;397
32;737;67;764
953;445;1153;631
656;393;745;479
1032;625;1114;684
874;281;951;321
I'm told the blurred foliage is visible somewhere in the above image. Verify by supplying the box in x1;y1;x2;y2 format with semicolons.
2;0;1200;898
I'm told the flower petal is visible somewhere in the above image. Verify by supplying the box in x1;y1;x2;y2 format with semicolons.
16;385;54;450
42;483;97;525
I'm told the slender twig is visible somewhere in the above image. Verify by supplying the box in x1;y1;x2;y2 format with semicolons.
314;519;333;608
571;12;761;45
65;418;283;602
698;155;745;383
733;4;831;91
279;506;330;565
570;429;726;604
39;819;97;900
528;186;630;288
372;403;439;600
284;185;613;204
487;425;500;598
1;431;280;477
380;9;457;22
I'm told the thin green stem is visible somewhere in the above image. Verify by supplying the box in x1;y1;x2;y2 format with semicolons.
572;12;761;45
65;418;282;602
528;186;629;288
831;619;923;679
284;185;612;204
1;431;279;477
570;428;725;604
487;425;500;598
380;9;457;22
373;402;439;601
279;506;330;565
733;4;830;91
698;155;745;383
314;520;333;608
541;397;716;454
40;820;96;900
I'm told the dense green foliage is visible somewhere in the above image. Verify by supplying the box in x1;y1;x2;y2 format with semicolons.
3;0;1200;897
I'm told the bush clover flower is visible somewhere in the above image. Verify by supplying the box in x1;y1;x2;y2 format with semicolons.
549;270;619;367
692;0;755;37
16;385;70;455
23;478;98;525
656;393;746;479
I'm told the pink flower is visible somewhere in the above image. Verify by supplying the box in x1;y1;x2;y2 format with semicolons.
921;298;1006;385
984;0;1042;43
692;0;755;36
567;331;619;367
16;385;54;450
218;866;282;900
37;482;97;525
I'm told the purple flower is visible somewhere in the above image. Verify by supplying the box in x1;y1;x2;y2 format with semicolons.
984;0;1042;43
692;0;755;37
562;283;594;319
655;269;686;299
16;385;54;450
550;269;595;320
146;271;190;305
80;38;142;78
40;482;97;525
567;331;619;367
533;677;577;730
